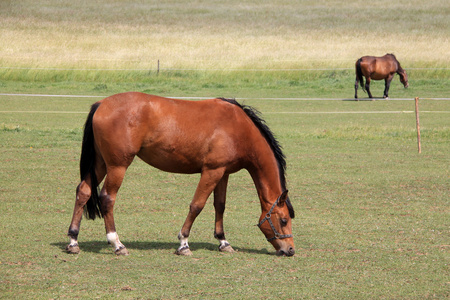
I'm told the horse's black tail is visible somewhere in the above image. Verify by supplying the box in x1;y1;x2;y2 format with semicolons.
356;58;366;92
80;102;102;220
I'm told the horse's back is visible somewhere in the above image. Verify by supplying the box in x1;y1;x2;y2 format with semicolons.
357;56;376;77
92;92;257;173
357;54;397;79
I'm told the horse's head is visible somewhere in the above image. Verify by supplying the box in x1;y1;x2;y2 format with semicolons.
399;69;409;88
258;190;295;256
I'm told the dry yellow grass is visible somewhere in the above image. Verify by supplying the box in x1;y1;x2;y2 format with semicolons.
0;0;448;70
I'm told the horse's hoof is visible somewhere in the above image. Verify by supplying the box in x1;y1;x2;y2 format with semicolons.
65;244;80;254
219;244;235;253
175;247;193;256
115;247;129;256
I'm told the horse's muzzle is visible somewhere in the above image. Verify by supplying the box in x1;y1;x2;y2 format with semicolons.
277;246;295;257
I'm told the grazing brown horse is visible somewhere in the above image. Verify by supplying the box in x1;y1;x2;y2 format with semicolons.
355;54;409;99
66;92;295;256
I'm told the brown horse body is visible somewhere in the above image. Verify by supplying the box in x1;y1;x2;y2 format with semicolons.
355;54;409;99
67;92;295;256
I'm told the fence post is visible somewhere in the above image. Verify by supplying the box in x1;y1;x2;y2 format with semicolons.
415;97;421;153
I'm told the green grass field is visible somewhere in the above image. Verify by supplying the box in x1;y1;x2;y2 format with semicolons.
1;96;448;299
0;0;449;299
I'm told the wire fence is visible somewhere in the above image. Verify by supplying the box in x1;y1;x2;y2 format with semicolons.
1;93;449;101
0;66;448;72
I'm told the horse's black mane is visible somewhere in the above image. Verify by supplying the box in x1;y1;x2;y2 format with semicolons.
387;53;401;64
219;98;294;218
386;53;396;59
386;53;404;72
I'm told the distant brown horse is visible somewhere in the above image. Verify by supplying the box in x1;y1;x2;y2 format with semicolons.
66;92;295;256
355;54;409;99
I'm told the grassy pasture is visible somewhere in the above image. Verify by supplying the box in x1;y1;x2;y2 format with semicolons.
0;0;449;299
1;96;449;299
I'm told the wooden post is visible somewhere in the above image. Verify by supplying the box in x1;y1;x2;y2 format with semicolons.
415;97;421;153
157;60;160;75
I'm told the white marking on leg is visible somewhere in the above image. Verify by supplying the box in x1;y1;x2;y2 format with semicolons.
219;239;230;248
106;232;125;251
69;237;78;247
178;231;189;251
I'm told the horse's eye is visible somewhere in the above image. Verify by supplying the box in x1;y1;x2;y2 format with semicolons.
280;218;288;226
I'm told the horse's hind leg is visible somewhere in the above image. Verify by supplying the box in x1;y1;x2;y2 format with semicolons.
67;166;106;254
365;78;373;99
354;78;359;99
66;179;92;253
101;166;129;255
213;175;234;253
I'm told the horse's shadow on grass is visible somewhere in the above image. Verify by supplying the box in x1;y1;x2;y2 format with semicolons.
343;97;386;101
52;241;271;255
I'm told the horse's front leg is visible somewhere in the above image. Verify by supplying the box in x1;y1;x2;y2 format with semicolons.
176;168;226;256
102;167;129;255
384;75;394;99
213;175;234;253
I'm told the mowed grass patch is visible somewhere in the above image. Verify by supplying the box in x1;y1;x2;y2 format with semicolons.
0;96;448;298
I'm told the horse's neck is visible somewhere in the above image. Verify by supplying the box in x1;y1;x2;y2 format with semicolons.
394;59;403;73
396;65;406;79
247;153;284;209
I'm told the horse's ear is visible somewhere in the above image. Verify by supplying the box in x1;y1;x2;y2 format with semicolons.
278;190;289;206
278;190;295;218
